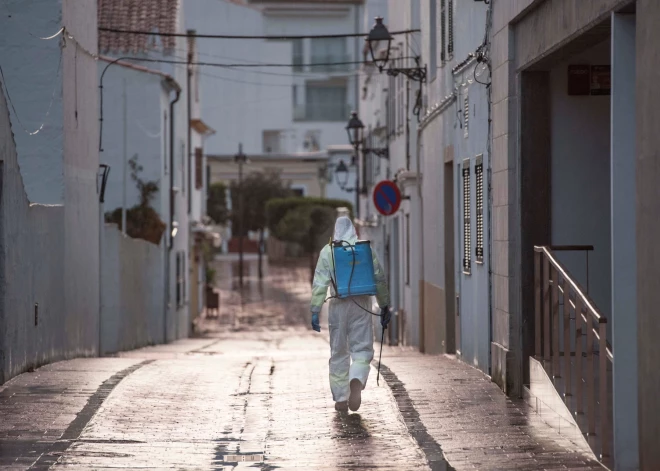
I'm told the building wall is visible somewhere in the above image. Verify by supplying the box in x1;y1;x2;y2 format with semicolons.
0;85;65;383
549;40;612;317
209;157;327;198
185;1;358;158
636;0;660;468
0;0;100;383
100;224;165;354
99;65;167;218
491;0;630;397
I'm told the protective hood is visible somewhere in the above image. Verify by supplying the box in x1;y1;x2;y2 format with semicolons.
333;216;358;243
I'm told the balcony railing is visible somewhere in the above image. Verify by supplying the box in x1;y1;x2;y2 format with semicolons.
293;103;349;122
534;245;613;464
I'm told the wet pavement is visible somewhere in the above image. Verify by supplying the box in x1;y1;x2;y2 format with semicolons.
0;257;605;470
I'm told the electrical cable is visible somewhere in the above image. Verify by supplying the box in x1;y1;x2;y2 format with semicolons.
99;27;420;41
0;51;62;135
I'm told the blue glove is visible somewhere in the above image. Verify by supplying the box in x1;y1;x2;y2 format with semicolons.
311;312;321;332
380;306;391;329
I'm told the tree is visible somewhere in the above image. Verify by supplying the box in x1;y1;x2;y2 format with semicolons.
230;170;292;278
105;155;166;245
207;182;229;225
267;197;353;283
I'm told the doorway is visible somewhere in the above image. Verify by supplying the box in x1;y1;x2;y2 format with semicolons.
444;161;457;353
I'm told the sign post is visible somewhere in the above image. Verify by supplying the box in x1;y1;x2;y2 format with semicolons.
372;180;402;216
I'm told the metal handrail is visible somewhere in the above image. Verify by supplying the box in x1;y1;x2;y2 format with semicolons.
534;245;613;463
534;246;604;323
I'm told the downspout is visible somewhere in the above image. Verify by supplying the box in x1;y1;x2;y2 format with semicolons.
166;80;181;343
416;94;425;354
187;30;195;215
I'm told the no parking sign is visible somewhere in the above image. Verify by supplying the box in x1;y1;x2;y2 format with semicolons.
372;180;402;216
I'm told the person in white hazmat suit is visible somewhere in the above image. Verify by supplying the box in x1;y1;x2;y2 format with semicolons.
310;216;390;412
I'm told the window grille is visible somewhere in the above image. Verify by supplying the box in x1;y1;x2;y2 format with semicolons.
448;0;454;57
440;0;446;62
462;159;471;274
475;155;484;263
430;0;437;80
463;94;469;138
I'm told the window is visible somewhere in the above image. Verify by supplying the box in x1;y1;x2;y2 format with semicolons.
463;93;469;138
263;130;283;153
475;155;484;264
406;213;411;285
462;159;471;274
304;83;347;121
181;141;186;195
292;39;304;72
310;38;347;72
430;0;437;81
448;0;454;57
195;147;203;189
440;0;454;62
176;252;183;307
440;0;446;62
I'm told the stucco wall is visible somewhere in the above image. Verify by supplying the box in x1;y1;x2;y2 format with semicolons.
100;225;165;354
0;81;65;384
0;1;100;385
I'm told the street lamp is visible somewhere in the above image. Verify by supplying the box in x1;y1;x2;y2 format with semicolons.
335;159;351;190
234;143;248;287
366;17;393;72
366;17;427;83
346;111;364;148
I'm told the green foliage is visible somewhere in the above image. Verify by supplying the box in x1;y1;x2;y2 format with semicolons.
267;197;353;255
230;170;292;237
265;197;353;233
105;155;166;245
207;182;229;225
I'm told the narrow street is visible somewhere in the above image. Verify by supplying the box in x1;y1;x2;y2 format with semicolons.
0;259;604;470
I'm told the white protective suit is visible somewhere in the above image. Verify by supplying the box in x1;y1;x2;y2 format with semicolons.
311;216;390;403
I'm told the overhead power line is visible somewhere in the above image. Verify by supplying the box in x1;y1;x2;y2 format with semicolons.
98;27;420;40
114;56;374;69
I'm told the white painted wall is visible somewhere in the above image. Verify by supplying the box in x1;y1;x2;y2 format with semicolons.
0;0;100;383
100;65;167;219
550;40;612;318
184;0;359;157
101;224;165;354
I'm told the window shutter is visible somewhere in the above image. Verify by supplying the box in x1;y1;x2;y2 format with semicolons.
195;147;203;189
463;94;469;138
448;0;454;57
440;0;446;62
475;155;484;263
462;159;471;274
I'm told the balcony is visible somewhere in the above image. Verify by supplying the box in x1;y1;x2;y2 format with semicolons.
293;103;350;122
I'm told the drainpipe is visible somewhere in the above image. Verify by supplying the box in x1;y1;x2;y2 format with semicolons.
166;80;181;343
187;30;195;216
416;101;425;354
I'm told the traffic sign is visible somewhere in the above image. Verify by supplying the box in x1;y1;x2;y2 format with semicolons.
372;180;402;216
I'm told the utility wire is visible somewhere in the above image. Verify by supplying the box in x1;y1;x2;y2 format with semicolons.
112;56;373;69
99;27;420;40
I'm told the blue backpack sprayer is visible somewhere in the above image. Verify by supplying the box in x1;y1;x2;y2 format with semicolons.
328;239;388;385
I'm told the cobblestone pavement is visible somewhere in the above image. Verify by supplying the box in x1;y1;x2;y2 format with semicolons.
0;259;605;470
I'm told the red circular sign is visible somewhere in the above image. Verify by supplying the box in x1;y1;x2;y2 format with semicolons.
372;180;402;216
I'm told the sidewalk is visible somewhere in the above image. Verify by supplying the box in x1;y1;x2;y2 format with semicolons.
378;347;604;470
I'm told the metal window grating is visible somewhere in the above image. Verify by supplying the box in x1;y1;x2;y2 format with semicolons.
463;94;469;138
448;0;454;57
462;159;471;274
475;155;484;263
440;0;446;62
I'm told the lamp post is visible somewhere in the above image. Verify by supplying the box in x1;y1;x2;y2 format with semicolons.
346;111;364;217
366;17;427;83
234;143;247;287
